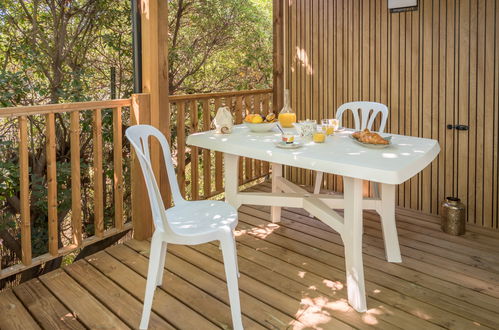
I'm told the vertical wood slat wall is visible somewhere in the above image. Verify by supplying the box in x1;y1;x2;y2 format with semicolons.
284;0;499;229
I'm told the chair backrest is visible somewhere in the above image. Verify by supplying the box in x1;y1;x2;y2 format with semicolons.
125;125;185;234
336;101;388;133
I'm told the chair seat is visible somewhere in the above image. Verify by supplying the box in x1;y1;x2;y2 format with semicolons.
166;200;238;236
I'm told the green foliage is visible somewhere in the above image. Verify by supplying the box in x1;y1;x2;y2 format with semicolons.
0;0;272;274
169;0;272;93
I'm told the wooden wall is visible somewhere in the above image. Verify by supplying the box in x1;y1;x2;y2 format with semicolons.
283;0;499;229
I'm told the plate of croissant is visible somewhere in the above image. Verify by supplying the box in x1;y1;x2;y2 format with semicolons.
350;129;392;148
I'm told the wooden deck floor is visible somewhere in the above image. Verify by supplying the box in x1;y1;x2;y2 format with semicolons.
2;182;499;329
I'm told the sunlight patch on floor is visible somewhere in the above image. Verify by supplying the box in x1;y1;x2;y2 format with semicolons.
323;279;343;291
235;223;280;239
290;294;382;329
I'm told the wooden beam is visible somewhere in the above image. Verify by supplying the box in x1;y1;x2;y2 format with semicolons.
273;0;284;113
130;93;153;240
140;0;170;207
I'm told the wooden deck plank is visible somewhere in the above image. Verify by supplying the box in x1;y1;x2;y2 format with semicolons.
259;195;499;275
247;199;499;290
264;187;499;270
255;184;499;269
166;244;353;330
0;289;41;330
237;208;499;329
64;259;173;329
39;269;129;329
105;243;262;329
4;182;499;329
395;207;499;239
191;241;424;330
125;239;304;330
227;239;438;329
85;250;219;330
236;206;498;324
236;206;499;328
13;278;84;329
129;240;382;329
293;206;499;278
235;215;487;330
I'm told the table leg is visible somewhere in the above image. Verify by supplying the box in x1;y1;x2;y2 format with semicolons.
343;176;367;312
380;183;402;262
224;153;241;209
271;163;282;223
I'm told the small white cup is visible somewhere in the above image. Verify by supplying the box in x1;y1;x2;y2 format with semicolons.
282;133;295;144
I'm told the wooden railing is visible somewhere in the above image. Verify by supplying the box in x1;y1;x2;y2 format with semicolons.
169;89;273;201
0;99;132;279
0;89;273;280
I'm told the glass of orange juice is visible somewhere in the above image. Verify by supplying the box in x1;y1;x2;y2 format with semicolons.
313;129;326;143
321;119;334;135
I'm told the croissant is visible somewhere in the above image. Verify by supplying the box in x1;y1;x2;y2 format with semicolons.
360;132;389;144
353;128;389;145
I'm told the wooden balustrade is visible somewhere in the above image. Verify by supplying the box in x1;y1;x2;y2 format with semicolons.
0;89;272;279
168;89;273;201
0;99;132;279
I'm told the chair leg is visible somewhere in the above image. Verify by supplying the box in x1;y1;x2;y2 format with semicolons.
220;235;243;330
314;171;324;195
232;234;240;278
156;242;167;286
140;235;163;330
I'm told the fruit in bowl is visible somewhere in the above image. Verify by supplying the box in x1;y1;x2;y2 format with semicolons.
244;113;277;132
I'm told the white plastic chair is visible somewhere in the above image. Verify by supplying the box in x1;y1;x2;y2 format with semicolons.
126;125;243;330
313;102;389;195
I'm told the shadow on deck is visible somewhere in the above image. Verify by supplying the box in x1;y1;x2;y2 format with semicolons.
1;182;499;329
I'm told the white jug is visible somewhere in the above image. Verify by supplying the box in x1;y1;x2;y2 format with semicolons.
212;106;234;134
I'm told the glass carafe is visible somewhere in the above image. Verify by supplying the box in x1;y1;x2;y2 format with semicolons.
278;89;296;128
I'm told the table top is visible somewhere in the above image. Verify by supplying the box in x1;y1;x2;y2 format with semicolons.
186;125;440;184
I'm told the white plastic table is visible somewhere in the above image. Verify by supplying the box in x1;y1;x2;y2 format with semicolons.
187;124;440;312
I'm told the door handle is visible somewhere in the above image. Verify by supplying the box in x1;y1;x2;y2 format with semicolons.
447;124;469;131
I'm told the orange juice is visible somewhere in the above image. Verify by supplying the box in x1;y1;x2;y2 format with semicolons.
313;131;326;143
321;125;334;135
278;112;297;128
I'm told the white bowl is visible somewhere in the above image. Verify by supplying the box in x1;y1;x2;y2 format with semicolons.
244;121;276;133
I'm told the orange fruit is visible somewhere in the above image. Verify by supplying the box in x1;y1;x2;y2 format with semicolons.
251;115;263;124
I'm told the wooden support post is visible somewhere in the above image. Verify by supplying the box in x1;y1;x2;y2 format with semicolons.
131;93;154;240
140;0;170;207
273;0;284;113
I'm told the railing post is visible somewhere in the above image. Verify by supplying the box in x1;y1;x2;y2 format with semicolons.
131;93;154;240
